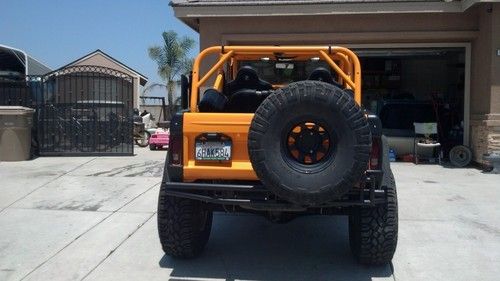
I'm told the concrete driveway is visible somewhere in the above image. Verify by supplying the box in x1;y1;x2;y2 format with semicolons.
0;148;499;281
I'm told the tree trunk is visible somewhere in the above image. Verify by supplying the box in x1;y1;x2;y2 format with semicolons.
167;80;175;120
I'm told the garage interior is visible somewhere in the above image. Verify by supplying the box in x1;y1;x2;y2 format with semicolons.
356;47;466;162
208;43;468;164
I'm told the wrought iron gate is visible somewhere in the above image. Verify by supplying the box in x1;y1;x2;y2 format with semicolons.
0;76;42;107
0;65;135;156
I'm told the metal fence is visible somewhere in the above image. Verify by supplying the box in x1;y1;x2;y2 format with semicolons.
0;76;41;107
0;65;134;156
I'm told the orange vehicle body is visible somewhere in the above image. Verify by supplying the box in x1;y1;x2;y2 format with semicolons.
181;46;362;182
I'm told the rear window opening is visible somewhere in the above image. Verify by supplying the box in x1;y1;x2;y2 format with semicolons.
239;59;336;85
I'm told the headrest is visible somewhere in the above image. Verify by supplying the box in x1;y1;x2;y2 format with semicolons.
308;67;335;84
235;66;259;82
225;66;273;95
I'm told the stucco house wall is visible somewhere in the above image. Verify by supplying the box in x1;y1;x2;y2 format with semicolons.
469;4;500;160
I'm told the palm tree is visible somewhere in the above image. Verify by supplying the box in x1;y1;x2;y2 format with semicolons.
145;30;194;118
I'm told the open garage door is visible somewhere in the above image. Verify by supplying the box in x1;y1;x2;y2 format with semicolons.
355;47;467;160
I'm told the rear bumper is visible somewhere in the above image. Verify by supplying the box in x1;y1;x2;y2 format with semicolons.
150;140;169;146
164;170;386;211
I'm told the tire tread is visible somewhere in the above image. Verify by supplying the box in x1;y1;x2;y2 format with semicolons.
249;81;371;205
349;139;398;265
157;172;212;258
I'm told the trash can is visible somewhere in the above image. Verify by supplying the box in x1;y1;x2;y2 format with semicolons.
0;106;35;161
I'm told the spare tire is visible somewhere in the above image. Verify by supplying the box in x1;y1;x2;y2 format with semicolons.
248;81;371;206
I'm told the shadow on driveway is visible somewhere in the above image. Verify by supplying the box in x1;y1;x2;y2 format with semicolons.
159;214;393;281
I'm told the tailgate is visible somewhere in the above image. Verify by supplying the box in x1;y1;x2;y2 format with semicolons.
183;112;258;181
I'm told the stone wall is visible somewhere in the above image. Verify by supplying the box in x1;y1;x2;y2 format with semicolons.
471;122;489;162
490;129;500;152
471;114;500;162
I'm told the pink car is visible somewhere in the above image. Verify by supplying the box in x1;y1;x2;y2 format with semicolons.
149;129;169;150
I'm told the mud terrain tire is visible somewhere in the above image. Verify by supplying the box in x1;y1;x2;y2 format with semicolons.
157;170;212;258
248;81;371;205
349;137;398;265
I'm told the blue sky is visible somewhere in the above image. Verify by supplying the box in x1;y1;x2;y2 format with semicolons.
0;0;199;88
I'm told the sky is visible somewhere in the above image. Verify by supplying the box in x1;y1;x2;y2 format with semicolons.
0;0;199;94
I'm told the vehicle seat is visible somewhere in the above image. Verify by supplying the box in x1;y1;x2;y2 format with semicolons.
308;67;342;88
198;89;228;112
224;66;273;112
225;89;271;113
225;66;273;95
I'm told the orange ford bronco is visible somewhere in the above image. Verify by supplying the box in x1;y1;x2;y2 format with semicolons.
158;46;397;265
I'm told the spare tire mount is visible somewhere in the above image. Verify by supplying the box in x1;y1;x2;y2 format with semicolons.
248;81;371;206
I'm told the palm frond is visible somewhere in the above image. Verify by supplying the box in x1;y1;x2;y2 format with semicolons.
148;46;162;62
179;37;195;53
148;29;195;116
142;82;167;95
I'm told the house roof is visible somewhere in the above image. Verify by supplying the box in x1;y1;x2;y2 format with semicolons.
171;0;444;6
26;56;52;75
59;49;148;86
171;0;490;31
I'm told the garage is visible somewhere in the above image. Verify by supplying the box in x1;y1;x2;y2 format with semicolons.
355;46;468;162
171;0;500;165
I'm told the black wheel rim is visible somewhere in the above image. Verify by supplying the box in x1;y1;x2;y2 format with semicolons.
285;121;332;166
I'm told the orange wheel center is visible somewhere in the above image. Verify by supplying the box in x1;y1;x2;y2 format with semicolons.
286;122;331;165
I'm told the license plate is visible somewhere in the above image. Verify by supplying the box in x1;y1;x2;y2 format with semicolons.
195;140;231;161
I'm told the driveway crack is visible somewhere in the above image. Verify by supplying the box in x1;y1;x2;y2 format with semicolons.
18;179;160;280
18;211;114;281
80;213;155;281
0;158;97;214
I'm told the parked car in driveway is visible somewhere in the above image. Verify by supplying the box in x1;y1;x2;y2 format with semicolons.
149;128;169;150
158;45;398;265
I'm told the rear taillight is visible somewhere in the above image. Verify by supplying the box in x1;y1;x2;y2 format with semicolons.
168;114;183;166
166;113;184;181
170;135;182;165
369;137;381;170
